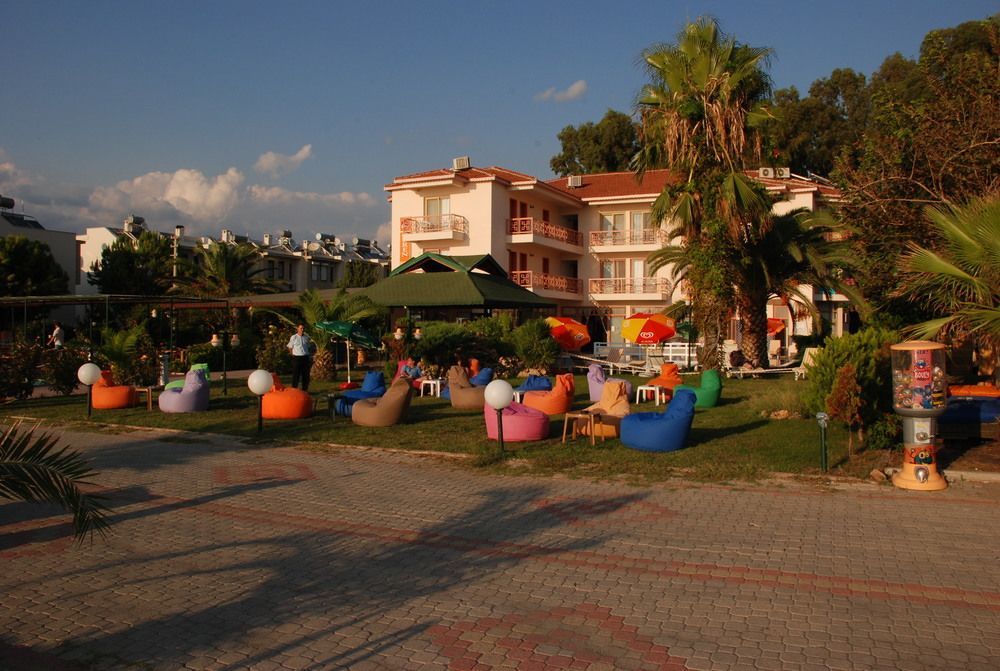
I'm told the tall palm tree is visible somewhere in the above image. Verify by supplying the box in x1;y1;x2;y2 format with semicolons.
899;196;1000;371
268;288;385;381
172;241;280;298
636;17;777;368
1;420;110;541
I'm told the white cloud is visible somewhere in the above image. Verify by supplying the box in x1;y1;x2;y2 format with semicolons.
534;79;588;103
248;185;375;207
90;167;245;222
253;144;314;178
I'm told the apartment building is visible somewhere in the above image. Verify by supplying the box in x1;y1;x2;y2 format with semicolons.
385;158;850;341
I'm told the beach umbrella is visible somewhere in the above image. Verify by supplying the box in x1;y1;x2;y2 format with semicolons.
621;312;676;344
314;320;379;384
767;318;786;335
544;316;591;351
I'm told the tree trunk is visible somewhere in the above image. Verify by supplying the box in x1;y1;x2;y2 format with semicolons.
737;290;769;369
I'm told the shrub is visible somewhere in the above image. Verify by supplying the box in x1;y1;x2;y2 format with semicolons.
510;319;560;373
0;340;43;401
803;327;897;429
412;322;480;368
255;327;292;374
42;346;89;396
864;414;902;452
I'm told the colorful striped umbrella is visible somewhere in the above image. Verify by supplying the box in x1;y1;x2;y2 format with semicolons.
767;318;786;335
621;313;676;344
545;316;591;351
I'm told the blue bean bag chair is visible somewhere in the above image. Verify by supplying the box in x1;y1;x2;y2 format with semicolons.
158;369;210;413
470;367;494;386
335;371;387;416
940;397;1000;424
516;374;552;392
620;388;697;452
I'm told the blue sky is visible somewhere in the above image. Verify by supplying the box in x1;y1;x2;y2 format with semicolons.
1;1;995;246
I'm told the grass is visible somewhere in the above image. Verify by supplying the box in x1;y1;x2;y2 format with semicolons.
2;373;887;483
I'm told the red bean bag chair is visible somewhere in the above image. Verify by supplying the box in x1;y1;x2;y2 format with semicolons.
92;370;137;409
523;373;575;416
483;402;549;442
262;374;313;419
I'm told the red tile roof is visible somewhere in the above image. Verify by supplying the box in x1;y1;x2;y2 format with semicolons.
544;170;677;200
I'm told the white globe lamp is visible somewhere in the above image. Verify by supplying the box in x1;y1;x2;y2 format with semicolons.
485;379;515;455
77;362;102;418
248;369;274;433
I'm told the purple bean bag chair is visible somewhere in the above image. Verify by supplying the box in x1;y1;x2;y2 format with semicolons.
587;363;633;403
620;389;696;452
158;369;210;413
483;402;550;442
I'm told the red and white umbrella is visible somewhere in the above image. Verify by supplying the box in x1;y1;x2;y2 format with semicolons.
767;318;786;335
621;313;676;345
545;316;591;351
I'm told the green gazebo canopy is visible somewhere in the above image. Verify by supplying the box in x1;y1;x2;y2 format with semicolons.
360;253;553;308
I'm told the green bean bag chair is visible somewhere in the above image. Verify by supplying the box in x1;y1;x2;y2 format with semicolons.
674;369;722;408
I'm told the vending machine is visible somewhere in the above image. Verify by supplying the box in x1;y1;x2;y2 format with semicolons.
890;341;948;491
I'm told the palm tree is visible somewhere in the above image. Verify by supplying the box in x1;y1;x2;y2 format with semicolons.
268;288;385;381
1;420;110;541
172;241;281;298
636;17;777;368
899;196;1000;371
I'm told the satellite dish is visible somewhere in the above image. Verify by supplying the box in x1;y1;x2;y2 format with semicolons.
315;233;323;241
307;242;321;251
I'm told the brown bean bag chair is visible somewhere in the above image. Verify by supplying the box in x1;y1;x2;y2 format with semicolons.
92;370;137;409
262;374;313;419
447;365;486;410
576;380;631;438
352;375;414;427
523;373;575;416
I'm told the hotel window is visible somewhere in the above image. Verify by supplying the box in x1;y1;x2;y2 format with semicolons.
631;258;645;279
631;212;652;242
267;260;275;279
424;196;450;224
600;213;625;232
601;259;625;278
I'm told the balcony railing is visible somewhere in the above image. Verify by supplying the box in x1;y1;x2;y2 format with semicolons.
589;229;668;247
588;277;672;296
400;214;469;235
510;271;583;295
508;218;582;247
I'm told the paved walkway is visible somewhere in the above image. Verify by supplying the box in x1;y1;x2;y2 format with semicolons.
2;427;1000;670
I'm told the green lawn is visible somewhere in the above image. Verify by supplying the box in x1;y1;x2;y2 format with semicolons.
4;374;888;482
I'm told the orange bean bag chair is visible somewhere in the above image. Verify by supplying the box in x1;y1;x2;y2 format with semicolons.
949;384;1000;398
523;373;575;416
262;374;313;419
92;370;137;409
575;380;631;439
644;362;684;402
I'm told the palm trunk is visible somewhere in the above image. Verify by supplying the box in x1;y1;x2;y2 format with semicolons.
736;290;769;369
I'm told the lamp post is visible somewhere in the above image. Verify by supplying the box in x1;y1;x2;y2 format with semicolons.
211;332;238;395
248;369;274;434
77;363;102;419
816;412;829;473
485;379;515;456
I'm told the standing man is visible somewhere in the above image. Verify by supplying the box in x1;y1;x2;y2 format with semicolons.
47;321;65;349
287;323;314;391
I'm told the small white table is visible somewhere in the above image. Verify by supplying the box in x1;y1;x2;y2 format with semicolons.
420;378;443;397
512;390;523;404
636;384;665;406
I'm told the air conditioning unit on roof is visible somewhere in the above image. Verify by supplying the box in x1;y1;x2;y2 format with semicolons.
567;175;583;188
775;167;791;179
452;156;471;171
759;167;774;178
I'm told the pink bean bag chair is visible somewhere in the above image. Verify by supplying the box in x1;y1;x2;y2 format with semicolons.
483;402;550;442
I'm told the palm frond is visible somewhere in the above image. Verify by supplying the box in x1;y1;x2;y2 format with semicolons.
0;421;110;541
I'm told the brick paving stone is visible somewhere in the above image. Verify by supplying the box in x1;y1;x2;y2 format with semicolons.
3;426;1000;670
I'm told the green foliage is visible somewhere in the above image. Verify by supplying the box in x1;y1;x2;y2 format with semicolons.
255;326;293;374
0;235;70;296
42;346;89;396
803;328;897;427
550;109;640;176
172;241;281;297
0;340;43;401
864;414;902;452
825;362;863;457
338;260;385;288
92;323;158;386
411;322;480;368
0;419;110;540
88;230;172;295
510;319;560;372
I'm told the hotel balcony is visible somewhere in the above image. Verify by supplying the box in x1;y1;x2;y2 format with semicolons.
510;270;583;301
588;229;669;254
507;218;583;254
400;214;469;243
588;277;672;302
